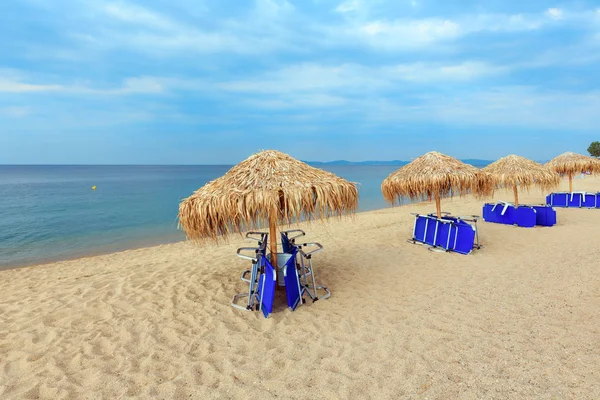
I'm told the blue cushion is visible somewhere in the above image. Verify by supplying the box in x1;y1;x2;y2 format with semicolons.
567;192;580;207
483;203;538;227
282;250;302;311
514;206;536;228
413;215;437;246
546;192;568;207
531;206;556;226
483;203;516;225
582;193;597;208
433;219;457;250
281;233;295;254
258;256;277;318
453;220;476;255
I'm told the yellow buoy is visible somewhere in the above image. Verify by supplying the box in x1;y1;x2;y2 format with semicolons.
92;186;97;190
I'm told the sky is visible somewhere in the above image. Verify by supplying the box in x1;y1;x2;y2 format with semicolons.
1;0;600;164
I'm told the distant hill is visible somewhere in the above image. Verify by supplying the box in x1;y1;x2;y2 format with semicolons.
460;159;493;167
306;159;493;167
305;160;407;166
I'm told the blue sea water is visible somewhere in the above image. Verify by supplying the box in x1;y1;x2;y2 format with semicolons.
0;165;401;269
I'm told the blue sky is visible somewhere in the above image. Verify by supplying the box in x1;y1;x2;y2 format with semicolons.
1;0;600;164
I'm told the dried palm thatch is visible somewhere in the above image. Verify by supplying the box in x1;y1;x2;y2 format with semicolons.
178;150;358;265
482;155;560;205
545;152;600;192
381;151;494;217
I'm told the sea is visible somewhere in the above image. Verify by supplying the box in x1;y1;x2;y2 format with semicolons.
0;165;403;269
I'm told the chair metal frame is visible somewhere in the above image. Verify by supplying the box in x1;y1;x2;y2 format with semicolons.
231;231;269;311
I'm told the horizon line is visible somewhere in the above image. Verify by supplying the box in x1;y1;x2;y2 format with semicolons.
0;158;502;167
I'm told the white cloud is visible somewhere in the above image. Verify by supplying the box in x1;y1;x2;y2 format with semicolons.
103;2;175;30
347;10;560;51
253;0;294;19
0;79;63;93
470;13;545;32
0;107;30;117
335;0;360;13
101;3;247;54
75;77;167;95
358;19;460;47
117;77;164;94
387;61;507;82
91;1;295;55
362;86;600;130
0;74;171;95
220;63;387;94
221;61;507;97
245;93;348;109
546;8;563;20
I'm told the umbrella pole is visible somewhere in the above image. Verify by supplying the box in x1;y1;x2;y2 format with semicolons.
435;192;441;218
569;173;573;192
513;184;519;206
269;211;278;270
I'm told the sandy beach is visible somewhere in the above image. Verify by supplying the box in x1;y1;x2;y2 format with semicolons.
1;177;599;399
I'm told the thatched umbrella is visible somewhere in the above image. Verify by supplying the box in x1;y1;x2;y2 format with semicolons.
178;150;358;269
482;155;560;206
545;152;600;192
381;151;493;218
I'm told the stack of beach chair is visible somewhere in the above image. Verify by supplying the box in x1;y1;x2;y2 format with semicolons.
409;212;481;255
231;230;329;318
482;201;557;227
546;192;600;208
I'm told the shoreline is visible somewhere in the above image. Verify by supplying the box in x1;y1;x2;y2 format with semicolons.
0;235;186;272
1;196;408;271
0;203;402;272
1;174;596;272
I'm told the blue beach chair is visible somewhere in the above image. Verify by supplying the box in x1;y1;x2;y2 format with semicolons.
231;232;269;312
260;248;304;315
281;230;330;302
546;192;600;208
409;213;480;255
257;254;277;318
482;202;556;227
546;192;568;207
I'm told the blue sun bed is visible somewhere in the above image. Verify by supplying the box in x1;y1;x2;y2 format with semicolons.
233;229;328;317
410;213;480;255
546;192;568;207
482;202;556;227
281;230;330;302
257;254;277;318
232;232;269;312
281;248;303;311
546;192;600;208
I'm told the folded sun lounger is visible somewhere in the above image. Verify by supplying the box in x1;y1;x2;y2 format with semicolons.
232;231;269;312
546;192;600;208
281;230;330;302
482;202;556;227
233;229;329;317
257;254;277;318
410;213;480;255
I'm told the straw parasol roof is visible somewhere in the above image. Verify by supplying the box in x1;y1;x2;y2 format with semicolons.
178;150;358;242
545;152;600;176
381;151;493;205
482;155;560;192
